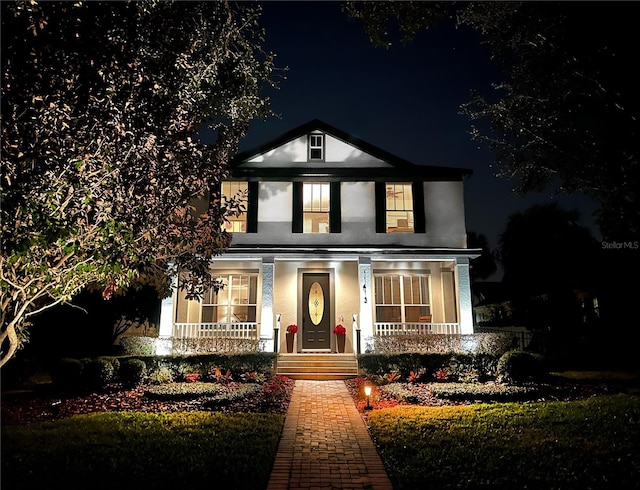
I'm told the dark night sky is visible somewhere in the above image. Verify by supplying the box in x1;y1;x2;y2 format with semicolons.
224;1;601;276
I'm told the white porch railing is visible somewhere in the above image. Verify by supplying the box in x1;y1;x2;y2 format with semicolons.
375;322;460;336
173;322;259;340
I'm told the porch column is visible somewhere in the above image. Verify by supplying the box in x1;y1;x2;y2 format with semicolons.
456;257;474;334
260;257;275;352
358;256;374;347
158;274;177;338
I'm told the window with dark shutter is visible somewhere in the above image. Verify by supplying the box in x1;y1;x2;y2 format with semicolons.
303;182;330;233
221;181;248;232
384;183;414;232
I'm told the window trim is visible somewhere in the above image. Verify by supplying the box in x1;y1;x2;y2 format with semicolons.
303;182;330;233
293;181;341;233
375;181;425;233
373;272;432;324
308;133;325;161
200;273;258;324
221;181;249;233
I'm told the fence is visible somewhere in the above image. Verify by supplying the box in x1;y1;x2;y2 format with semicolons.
474;326;533;350
173;322;259;340
375;322;460;336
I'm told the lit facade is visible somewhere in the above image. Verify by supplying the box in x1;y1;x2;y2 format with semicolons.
159;120;479;353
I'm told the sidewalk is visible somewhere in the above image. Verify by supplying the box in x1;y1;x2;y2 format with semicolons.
267;380;394;490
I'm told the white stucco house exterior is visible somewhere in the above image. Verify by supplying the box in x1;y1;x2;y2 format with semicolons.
158;119;479;357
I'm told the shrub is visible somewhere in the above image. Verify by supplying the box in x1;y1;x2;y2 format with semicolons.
381;384;419;403
148;366;174;384
204;384;263;408
119;358;147;387
145;382;226;400
241;371;266;383
82;358;115;391
134;353;275;381
99;356;121;376
51;358;84;392
497;350;546;384
261;375;291;406
429;382;542;401
119;336;156;356
372;333;514;356
171;337;262;354
358;353;500;381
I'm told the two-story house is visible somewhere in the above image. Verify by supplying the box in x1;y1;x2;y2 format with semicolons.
158;119;479;360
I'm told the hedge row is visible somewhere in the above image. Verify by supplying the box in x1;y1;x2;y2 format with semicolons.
358;350;547;384
358;352;501;382
134;353;276;382
51;353;276;392
371;333;517;356
119;336;262;356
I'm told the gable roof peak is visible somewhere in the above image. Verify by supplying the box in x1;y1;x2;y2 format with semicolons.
231;119;472;179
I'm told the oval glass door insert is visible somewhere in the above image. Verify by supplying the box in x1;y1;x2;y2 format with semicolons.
308;282;324;325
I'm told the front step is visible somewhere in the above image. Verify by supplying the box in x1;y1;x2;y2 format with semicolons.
276;353;359;380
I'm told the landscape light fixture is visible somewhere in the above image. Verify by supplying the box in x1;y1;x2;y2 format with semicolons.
364;384;373;410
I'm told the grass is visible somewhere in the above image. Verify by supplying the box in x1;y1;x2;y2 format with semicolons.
368;393;640;490
2;411;284;490
550;370;639;381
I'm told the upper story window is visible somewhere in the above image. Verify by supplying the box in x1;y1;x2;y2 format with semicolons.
386;183;414;232
308;133;324;161
303;182;330;233
221;181;248;232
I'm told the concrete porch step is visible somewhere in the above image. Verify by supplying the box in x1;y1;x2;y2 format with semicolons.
276;353;359;380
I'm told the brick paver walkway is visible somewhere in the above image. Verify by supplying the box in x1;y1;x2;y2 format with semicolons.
267;380;394;490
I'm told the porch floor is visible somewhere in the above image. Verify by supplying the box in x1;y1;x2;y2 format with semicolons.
267;380;393;490
276;353;359;380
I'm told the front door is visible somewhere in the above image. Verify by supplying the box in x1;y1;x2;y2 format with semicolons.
302;273;331;350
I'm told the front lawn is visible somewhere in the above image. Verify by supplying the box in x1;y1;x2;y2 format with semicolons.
367;393;640;489
2;411;284;490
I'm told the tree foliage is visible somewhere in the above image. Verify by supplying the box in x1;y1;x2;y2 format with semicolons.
345;1;640;241
467;231;496;282
497;203;600;335
1;1;276;366
498;203;599;295
458;2;640;241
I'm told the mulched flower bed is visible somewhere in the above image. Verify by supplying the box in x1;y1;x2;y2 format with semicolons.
345;376;624;421
4;374;632;426
1;375;295;425
345;378;466;417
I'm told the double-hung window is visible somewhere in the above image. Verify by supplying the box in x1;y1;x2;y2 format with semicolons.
386;183;414;232
293;181;341;233
303;182;330;233
375;181;425;233
221;181;248;232
201;274;258;324
374;273;431;323
309;133;324;160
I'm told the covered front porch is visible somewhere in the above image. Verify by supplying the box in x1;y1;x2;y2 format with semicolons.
159;249;475;355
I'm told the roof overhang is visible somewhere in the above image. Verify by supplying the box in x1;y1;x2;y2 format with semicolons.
223;244;481;260
230;166;470;182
